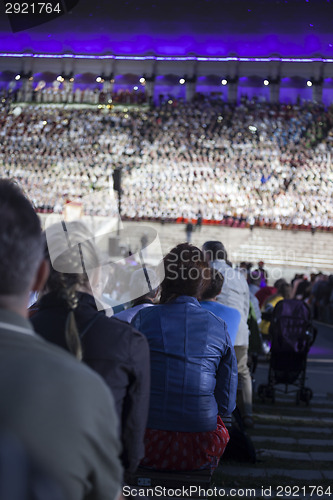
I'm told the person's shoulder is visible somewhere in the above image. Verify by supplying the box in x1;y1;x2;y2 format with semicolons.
201;310;233;346
133;303;161;321
105;315;149;343
19;333;111;392
200;305;228;326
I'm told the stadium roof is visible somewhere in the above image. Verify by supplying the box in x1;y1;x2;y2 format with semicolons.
0;0;333;59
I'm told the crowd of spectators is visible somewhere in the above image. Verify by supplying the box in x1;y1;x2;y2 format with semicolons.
239;262;333;326
1;84;147;106
1;97;333;228
0;177;332;500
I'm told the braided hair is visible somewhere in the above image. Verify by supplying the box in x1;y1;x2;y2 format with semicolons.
44;221;100;360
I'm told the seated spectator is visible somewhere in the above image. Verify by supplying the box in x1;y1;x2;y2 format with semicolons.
260;279;292;337
255;285;277;309
0;430;66;500
1;101;333;229
113;268;159;323
202;240;253;428
200;268;241;345
31;220;150;474
132;243;237;472
0;180;122;500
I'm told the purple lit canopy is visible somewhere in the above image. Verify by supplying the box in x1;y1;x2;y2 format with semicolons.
0;0;333;58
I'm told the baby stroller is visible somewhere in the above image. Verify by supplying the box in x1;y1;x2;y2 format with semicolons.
258;299;316;405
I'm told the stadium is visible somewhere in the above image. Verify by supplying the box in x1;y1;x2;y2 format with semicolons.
0;1;333;498
1;1;333;275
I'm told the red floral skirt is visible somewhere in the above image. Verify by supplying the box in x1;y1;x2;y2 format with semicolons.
140;416;229;472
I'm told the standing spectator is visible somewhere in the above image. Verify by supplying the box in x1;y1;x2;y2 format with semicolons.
196;210;203;232
248;270;262;325
202;241;253;428
255;261;269;288
185;221;194;243
0;180;123;500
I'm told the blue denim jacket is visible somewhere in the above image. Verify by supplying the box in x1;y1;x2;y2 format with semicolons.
132;296;238;432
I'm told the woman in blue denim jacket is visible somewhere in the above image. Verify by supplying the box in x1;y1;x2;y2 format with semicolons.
132;243;238;472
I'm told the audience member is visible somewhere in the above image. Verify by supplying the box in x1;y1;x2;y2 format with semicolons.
255;261;268;287
0;179;123;500
255;284;277;309
260;279;292;337
30;220;150;474
200;267;241;345
113;267;159;323
1;100;332;229
202;240;253;428
132;243;237;472
248;270;262;325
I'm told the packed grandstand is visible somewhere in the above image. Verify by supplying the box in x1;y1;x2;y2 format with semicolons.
1;96;333;230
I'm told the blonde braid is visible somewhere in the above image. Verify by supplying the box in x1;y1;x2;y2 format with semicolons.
59;274;83;361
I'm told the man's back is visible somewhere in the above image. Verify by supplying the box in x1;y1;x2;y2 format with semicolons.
0;308;122;500
200;300;241;346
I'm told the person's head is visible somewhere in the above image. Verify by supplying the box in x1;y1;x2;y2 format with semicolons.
248;269;261;286
44;220;101;360
240;261;252;271
279;283;292;299
160;243;210;304
200;268;224;301
129;267;159;305
273;278;287;291
202;241;227;263
0;179;48;314
274;278;291;299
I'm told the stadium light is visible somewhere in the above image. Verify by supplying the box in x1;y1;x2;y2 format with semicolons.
179;78;186;85
307;80;313;87
221;79;228;85
134;86;138;91
264;79;269;86
15;74;21;80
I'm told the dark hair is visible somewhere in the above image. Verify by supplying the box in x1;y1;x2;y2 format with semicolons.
273;278;288;291
160;243;210;304
202;241;227;262
278;283;292;299
248;269;261;285
0;179;42;295
201;268;224;301
44;221;100;360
